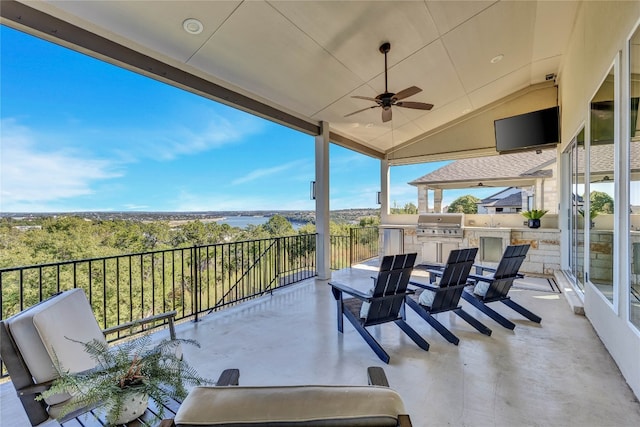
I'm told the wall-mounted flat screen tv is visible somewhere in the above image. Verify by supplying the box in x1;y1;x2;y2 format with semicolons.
494;106;559;153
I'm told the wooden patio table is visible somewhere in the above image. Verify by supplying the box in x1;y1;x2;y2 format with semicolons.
59;395;181;427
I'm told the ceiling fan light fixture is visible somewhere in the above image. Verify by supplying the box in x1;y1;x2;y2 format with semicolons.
344;42;434;122
183;18;203;35
490;54;504;64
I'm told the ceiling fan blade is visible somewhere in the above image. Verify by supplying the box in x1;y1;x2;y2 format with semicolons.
352;95;380;102
393;86;422;101
344;105;378;118
396;101;434;111
382;108;392;123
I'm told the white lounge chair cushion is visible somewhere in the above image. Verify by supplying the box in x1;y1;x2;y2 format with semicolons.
416;278;441;307
175;385;406;426
6;289;105;405
418;288;436;307
359;288;374;318
474;281;490;297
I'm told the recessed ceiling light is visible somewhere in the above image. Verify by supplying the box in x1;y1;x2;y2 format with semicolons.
365;123;374;128
183;18;203;35
351;123;360;128
490;54;504;64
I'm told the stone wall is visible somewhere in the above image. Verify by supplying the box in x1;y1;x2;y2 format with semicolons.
388;225;562;276
464;227;561;275
510;229;561;275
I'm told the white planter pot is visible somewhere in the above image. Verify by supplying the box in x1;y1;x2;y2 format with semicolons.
109;393;148;425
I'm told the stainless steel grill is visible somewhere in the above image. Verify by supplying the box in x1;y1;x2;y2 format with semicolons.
416;213;464;238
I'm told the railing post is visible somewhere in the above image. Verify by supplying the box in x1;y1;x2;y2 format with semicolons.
192;245;199;323
349;228;355;267
275;237;281;292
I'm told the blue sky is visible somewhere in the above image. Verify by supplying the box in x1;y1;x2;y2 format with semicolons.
0;26;498;213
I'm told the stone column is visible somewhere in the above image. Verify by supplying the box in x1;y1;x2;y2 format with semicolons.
434;188;443;213
418;185;429;213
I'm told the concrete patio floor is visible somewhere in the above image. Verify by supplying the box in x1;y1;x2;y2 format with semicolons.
2;262;640;426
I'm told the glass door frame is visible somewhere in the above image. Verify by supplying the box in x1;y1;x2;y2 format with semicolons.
562;127;586;294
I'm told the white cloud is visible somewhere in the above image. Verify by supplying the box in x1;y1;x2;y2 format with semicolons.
122;204;149;210
0;118;121;211
231;159;309;185
139;111;265;161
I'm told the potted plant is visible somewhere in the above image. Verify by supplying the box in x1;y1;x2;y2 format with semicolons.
521;209;548;229
38;334;211;425
578;206;599;229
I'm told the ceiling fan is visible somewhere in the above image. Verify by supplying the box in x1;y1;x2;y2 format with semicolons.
345;42;434;123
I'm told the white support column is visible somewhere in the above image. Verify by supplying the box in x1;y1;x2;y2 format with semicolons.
380;159;390;223
315;122;331;280
521;189;528;211
535;179;545;210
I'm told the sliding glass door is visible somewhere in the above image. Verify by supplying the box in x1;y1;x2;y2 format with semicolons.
629;26;640;329
588;66;616;302
567;129;585;291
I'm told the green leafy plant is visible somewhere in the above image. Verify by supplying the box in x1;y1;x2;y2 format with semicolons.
521;209;548;220
578;206;599;219
37;334;212;425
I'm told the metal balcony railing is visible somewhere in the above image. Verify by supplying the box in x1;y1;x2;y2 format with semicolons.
0;228;379;377
330;227;380;270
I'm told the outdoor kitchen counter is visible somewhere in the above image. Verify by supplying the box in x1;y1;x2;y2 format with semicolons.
463;226;560;231
463;227;561;275
381;224;562;275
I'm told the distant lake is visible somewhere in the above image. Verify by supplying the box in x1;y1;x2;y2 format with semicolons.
214;216;306;230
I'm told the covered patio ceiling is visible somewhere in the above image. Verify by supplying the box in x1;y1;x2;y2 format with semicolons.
1;1;578;163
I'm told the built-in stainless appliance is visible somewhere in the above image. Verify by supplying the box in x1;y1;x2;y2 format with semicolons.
416;213;464;264
416;214;464;237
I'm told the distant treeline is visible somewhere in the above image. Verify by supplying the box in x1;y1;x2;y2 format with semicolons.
0;214;381;268
0;208;381;226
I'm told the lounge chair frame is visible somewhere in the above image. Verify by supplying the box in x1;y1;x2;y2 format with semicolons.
0;291;177;426
406;248;491;345
461;244;542;329
329;253;429;363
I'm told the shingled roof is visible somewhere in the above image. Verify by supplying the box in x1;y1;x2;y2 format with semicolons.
480;191;524;207
409;149;556;186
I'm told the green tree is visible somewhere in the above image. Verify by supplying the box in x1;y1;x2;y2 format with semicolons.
297;223;316;235
590;191;614;214
390;202;418;214
359;216;380;227
262;215;295;237
140;221;171;250
403;202;418;214
171;220;209;246
447;195;480;214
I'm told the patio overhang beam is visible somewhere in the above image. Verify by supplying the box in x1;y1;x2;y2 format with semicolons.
0;0;384;160
329;132;383;159
412;178;540;191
